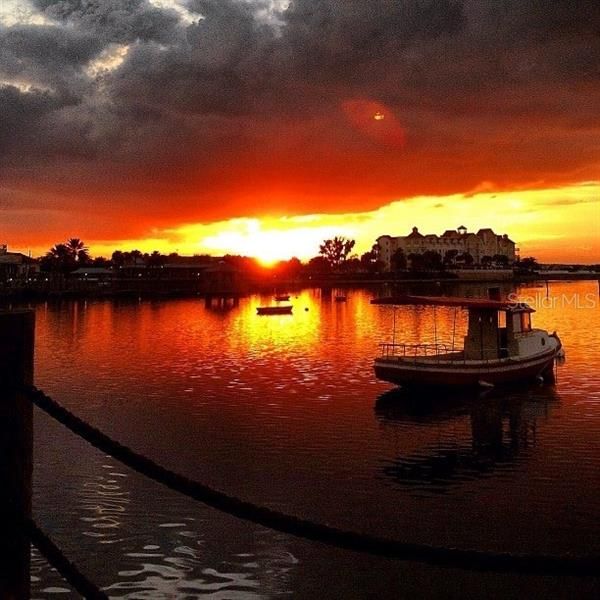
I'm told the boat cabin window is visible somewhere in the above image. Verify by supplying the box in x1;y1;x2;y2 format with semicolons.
520;312;531;332
498;311;508;356
498;311;506;329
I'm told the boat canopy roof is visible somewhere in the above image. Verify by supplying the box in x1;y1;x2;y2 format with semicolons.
371;295;535;313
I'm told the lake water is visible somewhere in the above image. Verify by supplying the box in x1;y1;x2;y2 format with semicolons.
24;281;600;598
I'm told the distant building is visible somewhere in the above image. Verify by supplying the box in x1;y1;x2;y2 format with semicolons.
117;256;214;280
71;267;113;282
376;227;516;271
114;256;246;294
0;245;40;282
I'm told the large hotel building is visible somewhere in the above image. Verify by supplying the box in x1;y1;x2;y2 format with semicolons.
376;226;516;271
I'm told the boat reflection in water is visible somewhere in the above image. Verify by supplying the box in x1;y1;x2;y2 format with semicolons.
375;385;558;490
204;295;240;312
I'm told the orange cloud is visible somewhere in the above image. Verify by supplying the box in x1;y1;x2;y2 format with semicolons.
29;182;595;265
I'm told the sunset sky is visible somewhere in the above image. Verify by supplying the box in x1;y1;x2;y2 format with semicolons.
1;1;598;262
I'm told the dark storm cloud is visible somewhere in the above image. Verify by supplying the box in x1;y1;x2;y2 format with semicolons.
1;0;599;236
0;25;105;164
281;0;465;78
32;0;181;44
0;84;64;158
0;23;103;94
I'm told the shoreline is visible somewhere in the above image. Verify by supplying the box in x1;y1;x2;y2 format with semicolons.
1;272;598;303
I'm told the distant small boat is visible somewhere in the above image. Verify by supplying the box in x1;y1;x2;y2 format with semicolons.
257;305;293;315
274;294;290;301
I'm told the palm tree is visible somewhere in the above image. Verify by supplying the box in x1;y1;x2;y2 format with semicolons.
43;243;73;274
65;238;90;264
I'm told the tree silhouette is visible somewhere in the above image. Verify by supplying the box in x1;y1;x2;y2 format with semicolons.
481;255;493;267
43;243;72;273
360;249;380;273
443;249;459;266
92;257;111;267
390;248;407;271
130;250;143;263
42;239;89;273
457;252;474;266
65;238;90;264
111;250;125;267
493;254;510;267
306;255;331;274
342;255;361;272
282;257;303;278
517;257;539;273
147;250;164;267
422;250;443;270
408;251;443;271
319;236;355;269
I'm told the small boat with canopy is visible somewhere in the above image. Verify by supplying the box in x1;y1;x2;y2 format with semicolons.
371;295;562;388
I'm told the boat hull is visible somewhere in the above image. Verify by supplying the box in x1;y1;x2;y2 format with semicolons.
257;306;292;315
374;347;560;388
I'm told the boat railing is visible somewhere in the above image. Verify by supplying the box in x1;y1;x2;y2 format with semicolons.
379;342;456;360
378;342;521;364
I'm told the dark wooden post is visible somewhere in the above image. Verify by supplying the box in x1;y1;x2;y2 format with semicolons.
0;310;35;600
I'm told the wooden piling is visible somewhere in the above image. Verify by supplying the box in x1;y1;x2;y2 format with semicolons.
0;310;35;600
